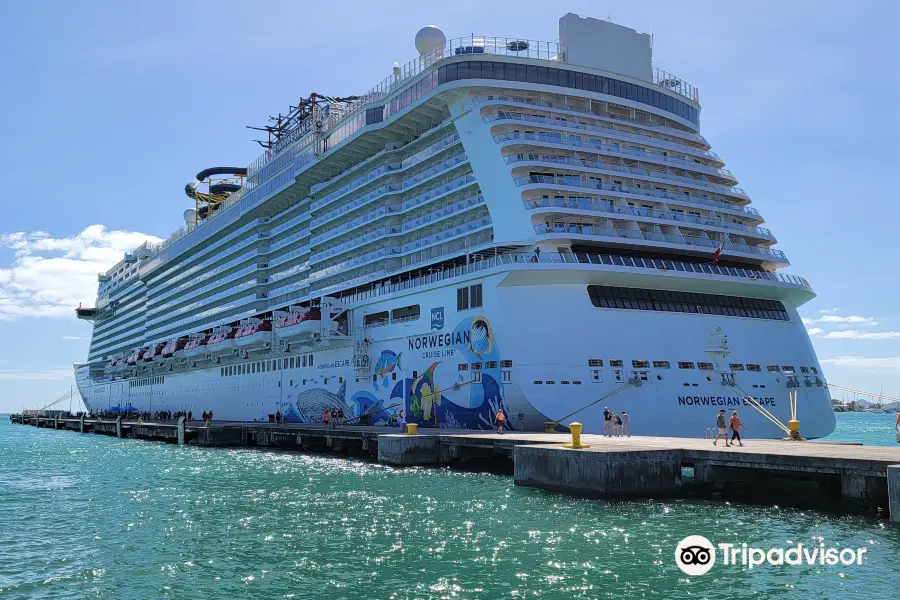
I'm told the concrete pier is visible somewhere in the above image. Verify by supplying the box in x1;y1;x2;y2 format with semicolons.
9;415;900;516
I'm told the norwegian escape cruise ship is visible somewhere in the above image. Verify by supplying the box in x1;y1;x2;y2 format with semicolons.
74;14;836;438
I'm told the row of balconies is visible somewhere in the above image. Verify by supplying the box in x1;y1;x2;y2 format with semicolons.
494;130;737;187
471;94;709;148
532;223;788;264
485;112;723;168
514;174;760;222
312;194;486;262
311;139;464;214
311;153;470;228
523;197;774;241
310;131;460;206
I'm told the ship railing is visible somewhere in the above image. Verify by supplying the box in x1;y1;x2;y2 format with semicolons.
335;250;810;305
485;112;720;165
522;197;772;237
532;224;787;261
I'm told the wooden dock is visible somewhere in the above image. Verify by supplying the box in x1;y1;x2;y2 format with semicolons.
10;414;900;520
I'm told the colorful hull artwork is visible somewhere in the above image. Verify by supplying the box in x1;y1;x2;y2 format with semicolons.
270;316;541;430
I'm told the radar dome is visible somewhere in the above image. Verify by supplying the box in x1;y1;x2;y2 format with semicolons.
415;25;446;55
183;208;197;225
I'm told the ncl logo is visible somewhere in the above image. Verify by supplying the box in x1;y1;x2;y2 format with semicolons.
431;307;444;331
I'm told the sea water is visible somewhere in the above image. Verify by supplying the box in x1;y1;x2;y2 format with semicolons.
1;414;898;599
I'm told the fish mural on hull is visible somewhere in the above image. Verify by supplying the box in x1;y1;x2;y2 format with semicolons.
281;381;348;423
372;350;402;391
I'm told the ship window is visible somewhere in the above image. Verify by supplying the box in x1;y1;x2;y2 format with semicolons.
458;364;468;371
373;374;378;381
653;361;671;369
782;366;795;373
632;360;650;369
811;367;818;374
545;380;555;385
303;356;307;368
588;285;789;321
324;378;328;384
412;371;418;379
678;362;695;369
457;286;469;310
534;380;543;384
485;361;498;369
500;360;513;368
502;370;511;383
391;305;420;323
561;380;570;385
609;359;623;367
392;372;397;380
309;354;314;366
800;366;809;374
471;362;483;370
591;369;602;382
339;377;343;383
747;364;762;372
588;359;604;367
730;364;745;371
698;362;714;371
767;365;780;372
364;311;389;326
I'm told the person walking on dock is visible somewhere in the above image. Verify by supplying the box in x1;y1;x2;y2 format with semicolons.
713;409;730;446
621;412;631;437
603;407;612;436
729;411;744;446
613;412;622;436
323;409;331;428
496;409;505;434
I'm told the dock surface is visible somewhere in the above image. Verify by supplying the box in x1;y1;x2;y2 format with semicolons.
10;414;900;519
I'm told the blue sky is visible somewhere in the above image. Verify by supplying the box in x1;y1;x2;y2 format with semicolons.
1;0;898;412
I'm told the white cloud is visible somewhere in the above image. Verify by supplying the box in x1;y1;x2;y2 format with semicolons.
0;225;161;321
61;336;82;340
819;330;900;340
821;357;900;372
807;327;825;336
819;308;841;314
803;315;878;326
0;368;72;381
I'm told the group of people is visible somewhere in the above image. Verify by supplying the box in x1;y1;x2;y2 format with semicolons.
713;409;744;446
322;408;346;428
389;410;406;427
602;407;631;436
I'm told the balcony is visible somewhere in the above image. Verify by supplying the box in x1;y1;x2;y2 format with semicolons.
472;94;709;147
533;223;788;264
514;173;759;221
497;132;740;189
524;197;773;240
485;112;721;165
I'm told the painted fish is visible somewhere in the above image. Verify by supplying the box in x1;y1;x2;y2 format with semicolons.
373;350;402;391
293;381;348;423
411;362;441;424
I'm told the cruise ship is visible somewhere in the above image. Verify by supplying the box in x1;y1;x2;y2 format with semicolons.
74;14;836;438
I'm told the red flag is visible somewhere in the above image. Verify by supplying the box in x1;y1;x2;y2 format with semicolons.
712;237;726;263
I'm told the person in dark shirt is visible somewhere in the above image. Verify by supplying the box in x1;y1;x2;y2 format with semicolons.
713;409;730;446
603;407;612;437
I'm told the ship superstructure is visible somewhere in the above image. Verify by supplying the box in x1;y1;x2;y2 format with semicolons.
75;14;835;438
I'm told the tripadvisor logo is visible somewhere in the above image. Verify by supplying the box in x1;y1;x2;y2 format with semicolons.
675;536;868;575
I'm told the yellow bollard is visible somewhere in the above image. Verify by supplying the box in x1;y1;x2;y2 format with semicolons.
563;422;590;449
405;423;418;436
784;419;806;441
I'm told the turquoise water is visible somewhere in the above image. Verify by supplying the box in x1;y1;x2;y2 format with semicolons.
1;415;898;599
823;411;899;446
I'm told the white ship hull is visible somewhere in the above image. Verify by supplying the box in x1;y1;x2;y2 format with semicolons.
76;273;836;438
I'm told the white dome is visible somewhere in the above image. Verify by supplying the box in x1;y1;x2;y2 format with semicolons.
415;25;446;56
183;208;197;225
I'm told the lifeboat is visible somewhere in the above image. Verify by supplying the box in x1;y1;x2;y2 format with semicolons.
161;337;188;358
144;342;166;362
207;327;238;354
275;307;321;341
106;358;125;374
234;320;274;349
125;349;146;365
182;335;210;358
